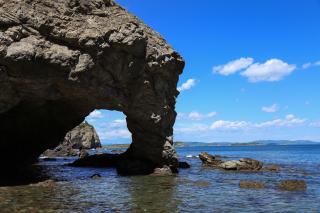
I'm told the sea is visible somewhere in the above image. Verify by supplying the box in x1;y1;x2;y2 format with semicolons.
0;144;320;213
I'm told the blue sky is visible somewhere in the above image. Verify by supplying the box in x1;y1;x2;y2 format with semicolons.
87;0;320;144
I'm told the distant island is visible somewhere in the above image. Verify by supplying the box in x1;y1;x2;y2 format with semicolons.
101;140;320;149
174;140;320;147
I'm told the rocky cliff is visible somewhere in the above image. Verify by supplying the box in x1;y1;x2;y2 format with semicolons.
0;0;184;173
43;122;101;157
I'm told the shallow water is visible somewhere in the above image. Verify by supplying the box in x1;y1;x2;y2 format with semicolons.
1;145;320;212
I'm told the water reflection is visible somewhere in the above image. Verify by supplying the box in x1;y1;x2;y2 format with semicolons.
126;176;180;213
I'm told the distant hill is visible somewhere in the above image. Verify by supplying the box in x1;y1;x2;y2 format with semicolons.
174;140;320;147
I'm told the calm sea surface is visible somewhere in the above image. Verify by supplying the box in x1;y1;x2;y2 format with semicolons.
0;145;320;212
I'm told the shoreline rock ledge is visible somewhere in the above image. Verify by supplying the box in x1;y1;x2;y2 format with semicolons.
0;0;185;174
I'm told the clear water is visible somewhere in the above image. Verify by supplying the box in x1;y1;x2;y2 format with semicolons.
1;145;320;213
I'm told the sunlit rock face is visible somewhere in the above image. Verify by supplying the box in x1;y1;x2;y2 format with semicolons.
0;0;184;173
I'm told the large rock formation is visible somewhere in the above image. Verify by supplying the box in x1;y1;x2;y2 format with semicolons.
0;0;184;173
43;121;101;157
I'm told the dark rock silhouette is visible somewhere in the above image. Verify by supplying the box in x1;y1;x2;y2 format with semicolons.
0;0;184;173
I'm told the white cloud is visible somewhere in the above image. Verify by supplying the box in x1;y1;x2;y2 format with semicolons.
210;120;250;130
256;114;306;128
208;115;306;130
262;104;278;113
88;110;103;119
310;122;320;127
175;124;209;134
241;59;296;82
101;129;131;139
178;111;217;121
188;111;217;120
109;119;126;127
302;63;312;69
302;61;320;69
213;57;254;75
301;60;320;69
178;79;197;92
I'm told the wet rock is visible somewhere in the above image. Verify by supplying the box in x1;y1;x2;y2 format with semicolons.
79;149;89;159
0;0;184;173
70;153;119;168
70;153;158;175
151;166;173;176
116;157;156;176
30;180;56;188
178;161;191;169
90;174;102;179
42;157;57;162
199;152;263;171
236;158;263;171
199;152;223;166
278;180;307;191
239;181;265;189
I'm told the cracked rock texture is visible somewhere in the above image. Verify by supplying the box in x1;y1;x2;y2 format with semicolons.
0;0;184;172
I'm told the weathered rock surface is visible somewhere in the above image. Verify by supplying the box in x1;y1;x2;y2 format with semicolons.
43;122;101;157
199;152;263;171
278;180;307;191
0;0;184;172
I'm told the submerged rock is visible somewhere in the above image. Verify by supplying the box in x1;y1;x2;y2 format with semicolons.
90;174;102;179
278;180;307;191
262;164;280;172
30;180;56;188
199;152;263;171
43;122;101;157
0;0;184;173
239;181;265;189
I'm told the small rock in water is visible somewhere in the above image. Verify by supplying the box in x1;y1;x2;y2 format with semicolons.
90;174;102;179
199;152;263;171
199;152;222;165
30;180;56;188
239;181;265;189
278;180;307;191
151;166;173;176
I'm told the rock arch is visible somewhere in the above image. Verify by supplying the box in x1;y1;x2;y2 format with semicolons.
0;0;184;173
